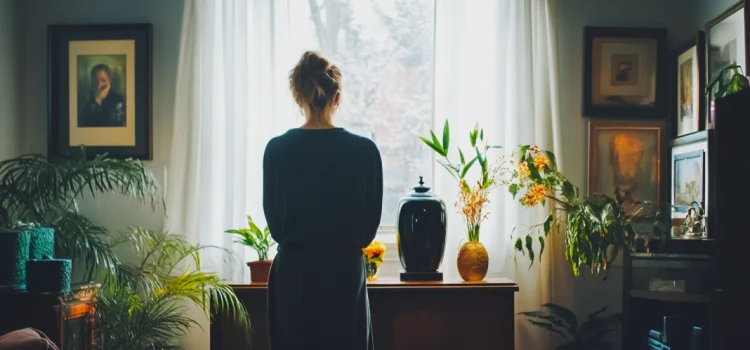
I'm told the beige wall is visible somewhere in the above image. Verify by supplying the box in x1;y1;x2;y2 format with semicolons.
0;0;20;160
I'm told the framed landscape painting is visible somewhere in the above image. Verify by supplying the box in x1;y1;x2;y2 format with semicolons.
583;27;668;119
674;32;706;137
588;120;665;218
48;24;153;159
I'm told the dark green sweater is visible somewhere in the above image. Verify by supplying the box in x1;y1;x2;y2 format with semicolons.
262;127;383;251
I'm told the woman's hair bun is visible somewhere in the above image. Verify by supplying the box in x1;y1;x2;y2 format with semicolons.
289;51;342;117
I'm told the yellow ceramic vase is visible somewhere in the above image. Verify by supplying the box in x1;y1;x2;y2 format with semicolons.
457;241;489;281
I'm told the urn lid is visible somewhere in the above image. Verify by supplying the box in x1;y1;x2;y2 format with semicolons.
407;176;435;198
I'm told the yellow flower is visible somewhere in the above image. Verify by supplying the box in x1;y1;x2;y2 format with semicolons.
363;240;386;261
521;183;549;207
533;154;551;172
518;162;531;179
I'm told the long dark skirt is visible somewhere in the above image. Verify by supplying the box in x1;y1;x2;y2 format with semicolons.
267;244;375;350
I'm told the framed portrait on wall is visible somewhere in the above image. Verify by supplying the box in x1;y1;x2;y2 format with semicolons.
587;120;665;218
706;0;748;129
674;32;706;137
583;27;668;119
48;24;153;159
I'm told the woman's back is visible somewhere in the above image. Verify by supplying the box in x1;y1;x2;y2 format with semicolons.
264;50;382;349
263;127;383;249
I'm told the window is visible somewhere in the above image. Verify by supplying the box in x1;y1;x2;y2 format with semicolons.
289;0;436;229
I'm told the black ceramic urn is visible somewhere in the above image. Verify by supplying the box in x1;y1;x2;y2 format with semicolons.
396;177;446;279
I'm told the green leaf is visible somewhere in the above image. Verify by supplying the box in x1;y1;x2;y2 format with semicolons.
541;303;578;332
418;136;445;156
458;148;465;164
527;158;541;181
442;119;450;156
488;145;503;149
562;181;575;200
543;214;553;236
430;131;444;155
470;124;478;147
509;184;520;199
460;157;478;179
514;237;524;255
525;319;568;339
520;145;530;161
480;128;484;141
544;151;557;170
526;234;534;266
539;237;545;261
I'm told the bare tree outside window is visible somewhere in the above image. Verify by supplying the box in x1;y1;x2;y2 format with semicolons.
290;0;436;226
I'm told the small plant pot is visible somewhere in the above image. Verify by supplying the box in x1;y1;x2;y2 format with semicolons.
247;260;272;283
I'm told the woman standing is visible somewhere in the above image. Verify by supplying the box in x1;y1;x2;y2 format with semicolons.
263;51;383;349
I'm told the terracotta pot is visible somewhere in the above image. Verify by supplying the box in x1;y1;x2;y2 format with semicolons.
456;241;489;281
247;260;272;283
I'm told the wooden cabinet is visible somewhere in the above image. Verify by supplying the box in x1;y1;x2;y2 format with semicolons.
0;283;98;350
211;277;518;350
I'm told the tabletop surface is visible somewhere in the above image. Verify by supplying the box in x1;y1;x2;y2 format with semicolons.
229;277;519;291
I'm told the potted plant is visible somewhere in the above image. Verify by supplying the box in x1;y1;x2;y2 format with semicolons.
226;215;276;283
706;64;748;124
503;145;666;277
419;120;502;281
0;148;250;349
519;303;621;350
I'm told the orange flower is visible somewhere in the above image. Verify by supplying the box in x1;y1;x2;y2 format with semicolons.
533;154;551;172
518;162;531;179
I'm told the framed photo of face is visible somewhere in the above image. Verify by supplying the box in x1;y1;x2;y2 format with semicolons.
706;0;749;129
588;120;666;218
584;27;668;119
48;24;153;159
674;32;707;137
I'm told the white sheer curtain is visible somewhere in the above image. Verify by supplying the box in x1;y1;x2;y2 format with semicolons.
433;0;564;349
169;0;564;349
166;0;297;283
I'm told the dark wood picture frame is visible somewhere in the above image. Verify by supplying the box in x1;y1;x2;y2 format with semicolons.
48;24;153;160
673;32;707;138
583;27;668;119
587;119;666;220
705;0;749;129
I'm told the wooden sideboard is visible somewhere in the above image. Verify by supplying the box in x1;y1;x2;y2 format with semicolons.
0;283;99;350
211;277;518;350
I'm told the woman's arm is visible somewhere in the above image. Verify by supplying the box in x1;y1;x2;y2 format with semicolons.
363;142;383;247
262;139;283;242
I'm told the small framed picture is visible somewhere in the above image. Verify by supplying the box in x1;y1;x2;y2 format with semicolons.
584;27;668;119
706;0;749;129
670;131;713;236
587;120;666;218
674;32;706;137
48;24;153;159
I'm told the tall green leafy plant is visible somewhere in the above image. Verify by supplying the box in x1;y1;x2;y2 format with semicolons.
418;120;502;241
519;303;621;350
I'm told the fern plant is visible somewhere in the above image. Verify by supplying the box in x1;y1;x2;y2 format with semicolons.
519;303;621;350
95;229;249;350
